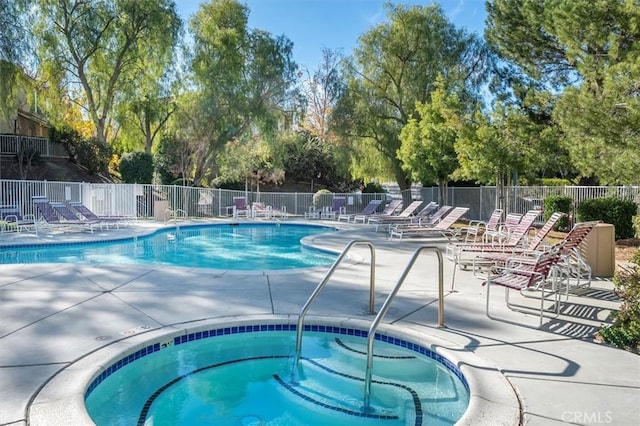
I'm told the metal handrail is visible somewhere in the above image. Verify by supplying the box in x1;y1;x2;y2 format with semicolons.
164;208;187;224
293;240;376;374
363;246;445;411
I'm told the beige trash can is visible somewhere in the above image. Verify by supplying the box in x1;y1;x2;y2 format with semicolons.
581;223;616;277
153;200;169;221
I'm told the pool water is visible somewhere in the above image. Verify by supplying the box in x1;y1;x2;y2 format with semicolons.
0;223;337;270
85;328;469;426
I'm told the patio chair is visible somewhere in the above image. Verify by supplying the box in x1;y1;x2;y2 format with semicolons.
304;205;320;219
251;202;273;219
484;247;561;325
230;197;251;218
337;199;383;223
389;207;469;240
0;204;36;233
321;196;347;220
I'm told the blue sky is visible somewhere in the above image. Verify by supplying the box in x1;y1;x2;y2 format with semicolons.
176;0;487;71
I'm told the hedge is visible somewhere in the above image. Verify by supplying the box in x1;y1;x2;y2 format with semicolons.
576;197;638;240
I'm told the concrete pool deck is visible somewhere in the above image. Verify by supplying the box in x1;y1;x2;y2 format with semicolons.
0;219;638;425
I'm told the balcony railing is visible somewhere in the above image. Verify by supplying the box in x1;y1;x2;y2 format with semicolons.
0;134;66;157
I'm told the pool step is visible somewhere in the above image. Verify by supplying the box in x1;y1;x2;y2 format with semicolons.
274;366;405;423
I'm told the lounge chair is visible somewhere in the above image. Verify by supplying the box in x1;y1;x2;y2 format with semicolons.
415;205;453;227
446;210;541;265
389;207;469;239
338;200;382;223
69;202;133;228
483;221;599;324
368;200;421;222
545;220;599;289
469;212;566;271
31;197;94;233
380;199;403;215
484;212;522;243
368;200;433;231
461;208;504;243
484;247;560;325
49;202;102;233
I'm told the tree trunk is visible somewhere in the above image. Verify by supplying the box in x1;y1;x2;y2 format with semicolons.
437;179;448;206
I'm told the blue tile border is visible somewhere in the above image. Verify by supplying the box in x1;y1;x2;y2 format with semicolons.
85;323;469;402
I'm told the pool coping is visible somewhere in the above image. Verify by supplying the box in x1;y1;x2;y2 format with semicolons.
28;315;520;426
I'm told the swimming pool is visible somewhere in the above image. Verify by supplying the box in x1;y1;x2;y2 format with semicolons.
0;223;338;270
84;321;470;425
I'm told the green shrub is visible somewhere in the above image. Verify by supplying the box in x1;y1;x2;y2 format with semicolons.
313;189;333;208
362;182;384;193
543;195;572;231
52;126;111;175
633;215;640;238
598;249;640;353
119;151;154;184
576;197;638;240
541;178;572;186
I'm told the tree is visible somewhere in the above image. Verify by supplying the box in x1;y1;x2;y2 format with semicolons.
35;0;181;146
1;0;29;120
114;56;181;154
453;103;549;210
486;0;640;184
280;130;359;192
215;135;283;192
300;48;343;140
398;79;461;205
332;3;489;190
119;151;154;183
186;0;299;186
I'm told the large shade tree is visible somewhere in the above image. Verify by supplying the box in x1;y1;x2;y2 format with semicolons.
486;0;640;184
187;0;299;186
332;3;490;190
0;0;30;120
35;0;181;146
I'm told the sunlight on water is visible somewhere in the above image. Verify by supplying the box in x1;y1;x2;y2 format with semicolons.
1;224;337;270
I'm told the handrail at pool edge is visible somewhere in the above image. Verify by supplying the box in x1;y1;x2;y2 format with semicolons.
293;240;376;372
363;245;445;411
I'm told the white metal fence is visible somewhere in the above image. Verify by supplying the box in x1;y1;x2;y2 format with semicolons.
1;179;638;225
